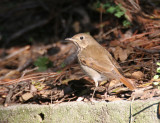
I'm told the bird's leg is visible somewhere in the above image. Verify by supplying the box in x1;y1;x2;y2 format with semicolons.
91;81;98;100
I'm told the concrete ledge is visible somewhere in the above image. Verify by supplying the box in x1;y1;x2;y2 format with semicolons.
0;98;160;123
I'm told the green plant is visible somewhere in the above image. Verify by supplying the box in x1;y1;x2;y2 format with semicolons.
153;62;160;79
60;62;66;68
34;57;52;71
96;1;131;28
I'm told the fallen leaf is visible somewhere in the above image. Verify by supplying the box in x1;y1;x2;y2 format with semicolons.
113;46;128;61
20;93;33;101
30;85;37;93
132;71;144;80
108;80;120;88
39;90;52;98
119;48;128;61
113;46;121;60
124;72;132;78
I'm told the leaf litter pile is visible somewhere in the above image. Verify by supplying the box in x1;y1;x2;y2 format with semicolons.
0;0;160;106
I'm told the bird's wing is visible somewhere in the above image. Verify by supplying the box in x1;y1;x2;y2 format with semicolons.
78;45;135;90
78;45;117;78
79;54;113;76
103;49;123;74
80;44;123;73
79;54;135;90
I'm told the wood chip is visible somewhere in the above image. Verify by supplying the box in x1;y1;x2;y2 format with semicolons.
20;93;33;101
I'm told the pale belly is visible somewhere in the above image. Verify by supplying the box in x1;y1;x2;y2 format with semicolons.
80;64;107;83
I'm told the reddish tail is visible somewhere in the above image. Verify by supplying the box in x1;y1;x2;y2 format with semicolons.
119;76;135;90
113;68;136;90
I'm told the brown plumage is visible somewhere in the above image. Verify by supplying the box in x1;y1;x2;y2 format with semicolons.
66;33;135;98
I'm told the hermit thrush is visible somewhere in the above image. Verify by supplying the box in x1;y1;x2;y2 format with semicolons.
65;33;135;98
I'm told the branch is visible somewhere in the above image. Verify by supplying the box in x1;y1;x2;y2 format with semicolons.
135;46;160;54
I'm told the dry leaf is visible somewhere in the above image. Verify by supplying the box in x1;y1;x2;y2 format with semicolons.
124;72;132;78
30;85;37;93
39;90;52;98
113;46;128;61
125;46;133;55
119;48;128;61
109;79;120;88
20;93;33;101
132;71;144;80
113;46;120;60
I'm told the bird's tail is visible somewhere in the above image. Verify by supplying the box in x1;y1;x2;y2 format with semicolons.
113;68;136;90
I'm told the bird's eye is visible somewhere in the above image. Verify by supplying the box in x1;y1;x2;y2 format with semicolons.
80;36;83;40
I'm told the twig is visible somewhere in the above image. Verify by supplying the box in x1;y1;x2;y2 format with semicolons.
17;58;33;72
103;26;120;37
0;45;30;62
20;67;38;77
0;72;57;85
4;85;15;106
135;46;160;53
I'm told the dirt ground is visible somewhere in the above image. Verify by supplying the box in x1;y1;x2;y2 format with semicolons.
0;0;160;106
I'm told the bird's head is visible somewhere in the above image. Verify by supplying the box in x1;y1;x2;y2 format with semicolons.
65;33;96;49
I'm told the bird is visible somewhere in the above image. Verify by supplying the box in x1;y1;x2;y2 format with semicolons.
65;33;136;99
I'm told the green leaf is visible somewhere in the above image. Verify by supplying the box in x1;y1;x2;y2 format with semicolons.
115;5;121;12
103;3;110;8
123;20;131;27
61;62;66;68
34;57;52;71
96;1;101;8
153;75;159;79
157;62;160;66
153;81;159;86
107;7;116;14
157;67;160;73
114;11;124;18
117;4;125;12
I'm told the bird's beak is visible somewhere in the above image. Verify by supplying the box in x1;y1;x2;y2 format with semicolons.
65;37;79;47
65;38;75;42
